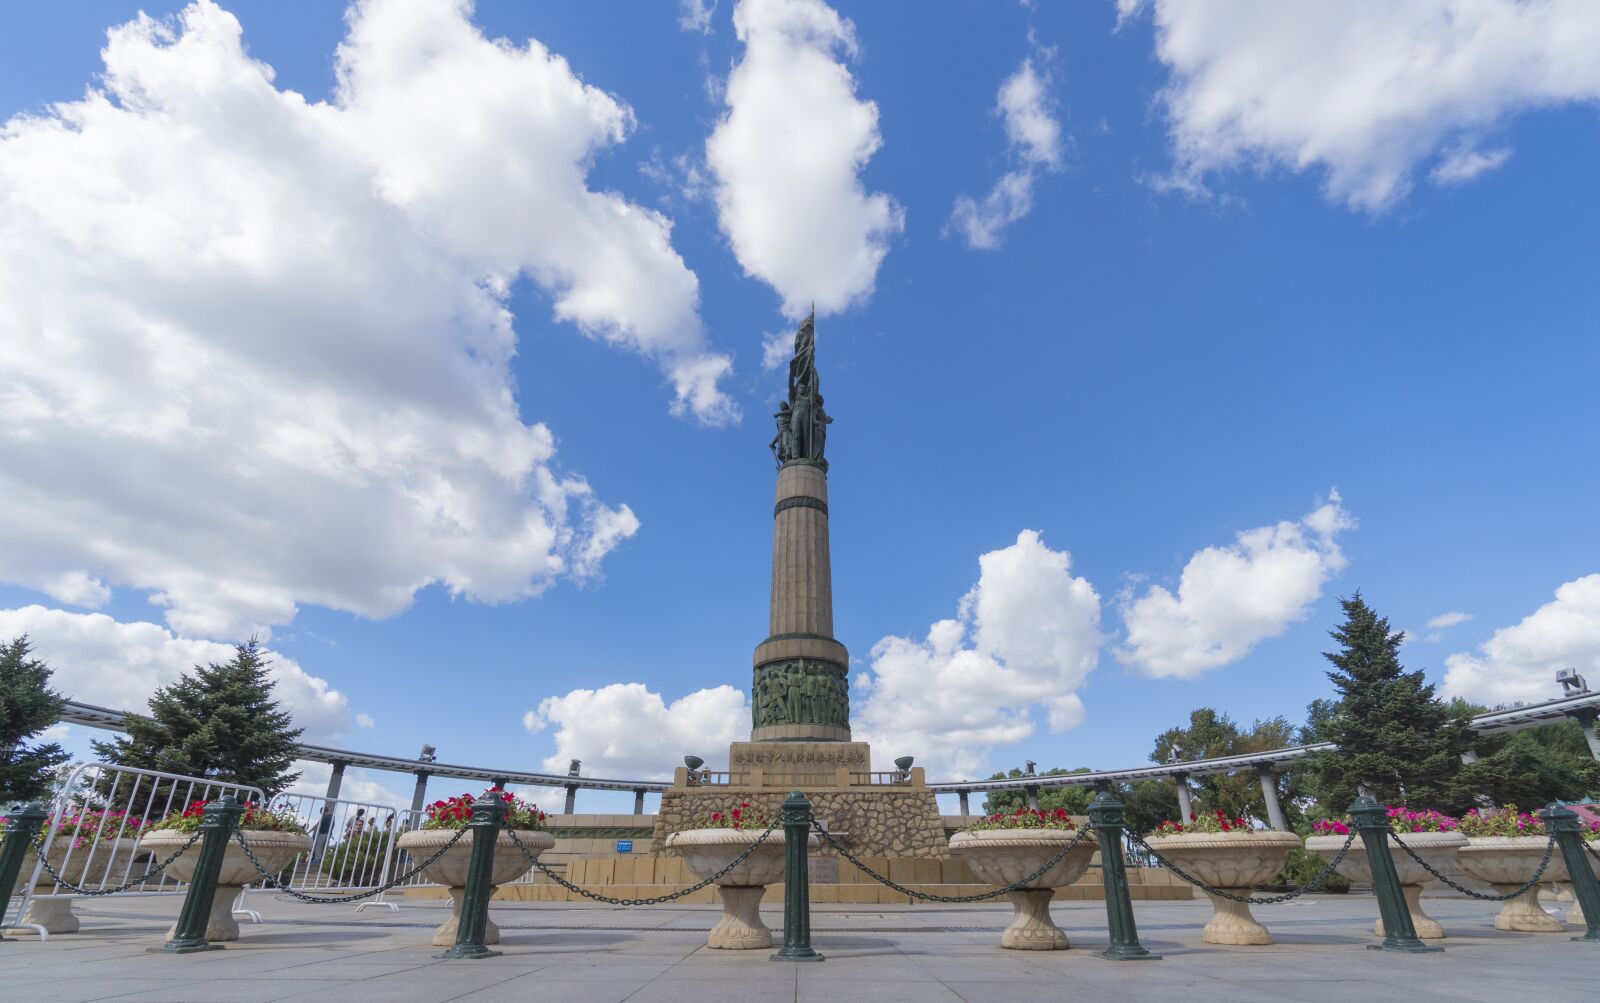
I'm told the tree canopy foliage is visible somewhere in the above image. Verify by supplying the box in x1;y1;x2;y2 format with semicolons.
1306;593;1471;811
0;636;71;803
93;639;303;800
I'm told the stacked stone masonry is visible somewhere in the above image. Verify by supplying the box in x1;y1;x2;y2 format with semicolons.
652;790;947;858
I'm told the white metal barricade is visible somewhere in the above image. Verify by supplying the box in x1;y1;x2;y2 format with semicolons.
6;763;264;940
379;808;441;895
241;791;410;914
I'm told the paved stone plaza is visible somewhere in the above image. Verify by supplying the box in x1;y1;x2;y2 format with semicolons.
0;894;1590;1002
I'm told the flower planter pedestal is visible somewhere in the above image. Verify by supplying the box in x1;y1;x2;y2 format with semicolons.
1144;832;1301;945
396;828;548;947
1457;836;1576;933
948;830;1096;950
1306;830;1464;940
8;839;144;935
139;829;311;942
664;828;789;949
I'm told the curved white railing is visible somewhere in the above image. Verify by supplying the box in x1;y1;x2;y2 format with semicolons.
56;690;1600;798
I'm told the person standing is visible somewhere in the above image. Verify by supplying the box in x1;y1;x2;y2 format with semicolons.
344;807;367;840
309;805;335;865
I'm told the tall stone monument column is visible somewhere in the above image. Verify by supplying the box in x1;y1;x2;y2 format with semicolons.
751;457;850;741
751;312;850;742
650;311;946;860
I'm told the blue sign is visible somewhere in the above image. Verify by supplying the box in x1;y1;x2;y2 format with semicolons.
616;839;633;853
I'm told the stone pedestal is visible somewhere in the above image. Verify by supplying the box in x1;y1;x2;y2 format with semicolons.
730;741;870;777
1201;891;1273;945
709;886;772;948
1003;889;1070;949
654;751;944;858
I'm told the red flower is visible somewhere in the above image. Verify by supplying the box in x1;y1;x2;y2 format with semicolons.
711;812;722;822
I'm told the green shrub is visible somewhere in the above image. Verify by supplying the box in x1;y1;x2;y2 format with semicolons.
321;832;392;884
1265;848;1350;894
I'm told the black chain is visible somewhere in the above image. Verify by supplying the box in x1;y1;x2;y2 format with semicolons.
512;822;780;906
233;825;468;904
1586;839;1600;864
30;830;203;896
813;823;1094;902
1127;830;1357;905
1387;831;1557;902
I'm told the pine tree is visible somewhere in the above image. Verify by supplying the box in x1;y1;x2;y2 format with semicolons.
93;639;303;800
0;636;72;803
1309;593;1469;811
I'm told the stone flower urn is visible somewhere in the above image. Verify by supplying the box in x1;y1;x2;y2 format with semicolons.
1143;831;1301;945
8;838;142;935
1306;830;1465;939
139;828;311;942
1456;836;1581;933
396;827;549;947
948;829;1097;950
664;828;793;949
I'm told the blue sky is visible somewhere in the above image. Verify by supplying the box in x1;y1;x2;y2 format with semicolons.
2;0;1597;812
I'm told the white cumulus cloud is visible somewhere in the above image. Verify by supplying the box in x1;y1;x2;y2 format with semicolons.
1119;0;1600;212
524;682;750;780
706;0;904;318
1117;492;1354;678
0;0;762;638
855;530;1103;779
1442;574;1600;705
949;57;1064;250
1427;610;1473;630
0;605;354;743
287;760;414;811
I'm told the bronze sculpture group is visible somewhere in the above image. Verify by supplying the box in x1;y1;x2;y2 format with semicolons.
770;312;832;466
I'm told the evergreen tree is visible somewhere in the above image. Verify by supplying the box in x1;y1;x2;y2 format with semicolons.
93;639;302;800
1308;593;1469;811
0;636;72;803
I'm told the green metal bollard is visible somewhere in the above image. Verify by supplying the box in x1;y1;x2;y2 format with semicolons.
1086;789;1158;961
158;795;244;954
770;791;823;962
1539;803;1600;943
1349;794;1441;953
436;791;507;960
0;803;48;941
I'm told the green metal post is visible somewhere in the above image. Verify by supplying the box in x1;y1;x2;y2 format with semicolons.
0;803;48;941
771;790;823;962
436;792;508;959
1348;794;1441;953
1540;803;1600;943
1087;789;1158;961
159;795;244;954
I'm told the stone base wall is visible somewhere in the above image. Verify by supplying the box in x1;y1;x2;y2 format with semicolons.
652;787;947;858
396;858;1193;904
